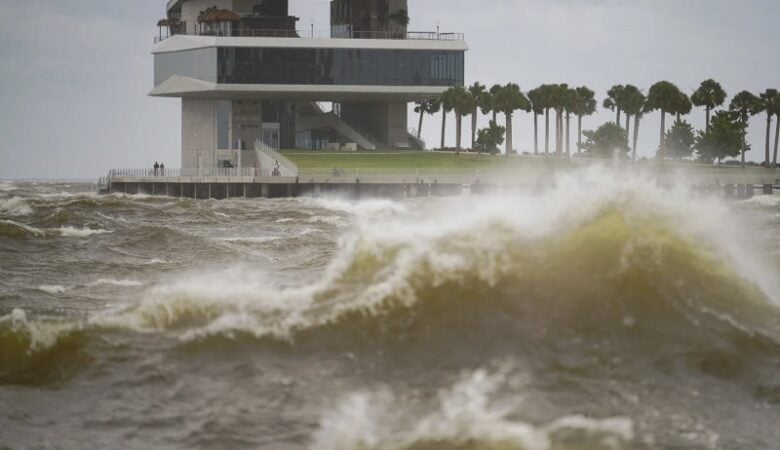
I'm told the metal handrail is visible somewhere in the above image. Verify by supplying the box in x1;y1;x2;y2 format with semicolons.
154;29;465;43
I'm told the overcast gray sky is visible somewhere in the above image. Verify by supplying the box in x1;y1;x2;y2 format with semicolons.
0;0;777;179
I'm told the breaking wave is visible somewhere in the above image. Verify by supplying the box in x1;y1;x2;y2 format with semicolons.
7;170;780;387
92;169;780;357
311;369;635;450
0;197;33;216
0;309;89;385
0;221;110;239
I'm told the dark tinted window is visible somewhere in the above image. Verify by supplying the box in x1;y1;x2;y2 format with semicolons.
217;47;464;86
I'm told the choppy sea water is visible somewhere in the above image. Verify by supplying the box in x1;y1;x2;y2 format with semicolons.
1;170;779;450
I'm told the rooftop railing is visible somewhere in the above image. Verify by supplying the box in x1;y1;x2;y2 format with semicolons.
155;29;465;43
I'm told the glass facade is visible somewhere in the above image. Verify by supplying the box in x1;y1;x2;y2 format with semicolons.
217;47;464;86
154;48;217;85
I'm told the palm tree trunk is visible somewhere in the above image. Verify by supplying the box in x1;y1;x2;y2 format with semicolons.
456;113;462;154
625;114;630;132
633;114;641;161
705;106;711;132
533;113;538;155
616;109;620;125
417;110;424;139
565;113;571;156
577;115;582;154
505;112;513;155
659;111;666;159
773;114;779;167
492;110;497;124
471;108;478;150
676;112;681;122
765;113;772;165
545;109;550;154
555;109;562;155
741;116;747;167
440;110;447;149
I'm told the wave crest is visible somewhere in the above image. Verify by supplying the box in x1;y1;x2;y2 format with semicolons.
96;173;780;356
0;309;90;385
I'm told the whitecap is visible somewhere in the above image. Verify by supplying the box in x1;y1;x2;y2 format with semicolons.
218;236;280;244
87;279;143;287
0;219;45;236
55;226;111;238
38;284;69;294
741;194;780;208
311;369;634;450
0;197;33;216
306;215;347;226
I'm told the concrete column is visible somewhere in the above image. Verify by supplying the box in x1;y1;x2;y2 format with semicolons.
261;184;270;198
763;184;774;195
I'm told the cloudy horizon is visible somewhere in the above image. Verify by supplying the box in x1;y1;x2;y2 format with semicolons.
1;0;778;179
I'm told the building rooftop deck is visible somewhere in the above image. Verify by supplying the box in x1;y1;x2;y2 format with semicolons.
155;29;465;44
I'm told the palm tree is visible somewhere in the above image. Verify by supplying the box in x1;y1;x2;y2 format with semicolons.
546;84;569;155
621;86;646;160
451;86;475;154
759;89;779;166
527;87;545;155
691;79;727;132
674;92;692;122
468;83;487;150
439;88;457;150
492;83;531;155
562;88;579;156
604;85;626;125
539;84;554;155
645;81;684;159
413;99;441;140
570;86;597;155
488;84;503;123
729;90;762;166
773;92;780;168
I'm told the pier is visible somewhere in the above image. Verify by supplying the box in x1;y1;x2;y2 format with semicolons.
99;164;780;200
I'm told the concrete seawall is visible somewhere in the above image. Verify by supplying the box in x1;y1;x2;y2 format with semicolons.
102;163;780;200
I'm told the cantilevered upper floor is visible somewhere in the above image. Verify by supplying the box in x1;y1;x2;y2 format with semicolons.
151;33;468;102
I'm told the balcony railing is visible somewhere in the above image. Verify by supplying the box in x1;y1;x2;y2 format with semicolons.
155;29;465;43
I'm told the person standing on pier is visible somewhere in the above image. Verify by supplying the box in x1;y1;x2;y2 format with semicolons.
160;162;165;176
154;161;159;176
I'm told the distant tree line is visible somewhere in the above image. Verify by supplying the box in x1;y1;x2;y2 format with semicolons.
415;81;780;166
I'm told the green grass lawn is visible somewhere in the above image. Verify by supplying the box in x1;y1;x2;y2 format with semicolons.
280;150;563;172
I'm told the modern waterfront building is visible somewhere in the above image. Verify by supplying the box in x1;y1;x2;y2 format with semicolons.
152;0;467;171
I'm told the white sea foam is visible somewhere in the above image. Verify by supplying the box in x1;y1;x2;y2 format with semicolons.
55;226;111;237
742;194;780;208
311;369;633;450
0;181;14;192
0;308;80;352
0;219;45;236
306;215;348;226
218;236;280;244
87;279;143;288
313;197;408;218
38;285;69;294
0;197;33;216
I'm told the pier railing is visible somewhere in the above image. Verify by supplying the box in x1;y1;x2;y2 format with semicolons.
156;29;465;43
108;168;258;178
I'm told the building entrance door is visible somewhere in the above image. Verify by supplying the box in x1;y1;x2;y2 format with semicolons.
262;123;280;149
